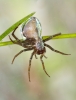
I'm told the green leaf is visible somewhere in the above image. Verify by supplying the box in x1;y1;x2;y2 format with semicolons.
42;33;76;40
0;41;14;46
0;33;76;46
0;12;35;41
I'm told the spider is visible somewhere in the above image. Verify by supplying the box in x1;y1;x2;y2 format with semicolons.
9;17;70;82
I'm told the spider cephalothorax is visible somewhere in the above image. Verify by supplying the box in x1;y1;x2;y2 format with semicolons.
9;17;70;81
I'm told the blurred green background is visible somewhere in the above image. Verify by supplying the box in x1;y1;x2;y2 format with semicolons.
0;0;76;100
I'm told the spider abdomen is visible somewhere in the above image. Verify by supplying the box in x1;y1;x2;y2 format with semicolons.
21;17;42;40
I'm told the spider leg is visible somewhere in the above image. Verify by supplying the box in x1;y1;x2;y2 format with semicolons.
9;26;21;44
9;33;25;47
28;50;36;82
9;35;33;48
9;35;17;44
40;54;50;77
12;48;33;64
9;24;24;46
43;33;61;42
11;26;20;41
44;43;71;55
43;55;47;59
9;35;23;46
35;54;38;59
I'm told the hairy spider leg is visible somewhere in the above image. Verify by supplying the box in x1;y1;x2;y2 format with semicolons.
43;33;61;42
12;48;33;64
44;43;71;55
28;50;36;82
40;54;50;77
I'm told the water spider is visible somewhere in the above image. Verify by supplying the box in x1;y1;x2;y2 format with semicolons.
9;17;70;81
